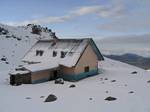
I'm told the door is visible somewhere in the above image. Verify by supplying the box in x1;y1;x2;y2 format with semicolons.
49;70;58;80
53;70;58;79
10;75;15;85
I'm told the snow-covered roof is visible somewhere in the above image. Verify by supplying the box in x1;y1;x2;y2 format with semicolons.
22;39;89;67
9;70;30;75
23;62;59;72
21;38;104;72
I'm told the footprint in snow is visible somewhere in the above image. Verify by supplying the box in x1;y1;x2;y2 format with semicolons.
25;97;31;99
111;80;116;82
128;91;134;94
40;96;45;98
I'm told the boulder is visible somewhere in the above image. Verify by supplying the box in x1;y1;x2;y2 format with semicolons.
105;96;117;101
69;84;76;88
131;71;137;74
44;94;57;102
55;78;64;84
129;91;134;94
111;80;116;82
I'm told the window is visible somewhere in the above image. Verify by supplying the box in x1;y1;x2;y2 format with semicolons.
36;50;40;56
36;50;44;56
53;51;57;57
84;66;89;72
60;51;67;58
39;50;44;56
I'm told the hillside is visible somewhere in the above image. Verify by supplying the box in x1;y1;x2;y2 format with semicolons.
0;24;57;71
0;58;150;112
0;24;150;112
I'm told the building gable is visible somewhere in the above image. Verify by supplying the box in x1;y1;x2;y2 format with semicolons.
75;44;98;74
89;39;104;61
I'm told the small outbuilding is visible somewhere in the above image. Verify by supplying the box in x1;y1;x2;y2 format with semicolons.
9;38;104;85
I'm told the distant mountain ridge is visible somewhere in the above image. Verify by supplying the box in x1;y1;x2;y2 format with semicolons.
95;34;150;57
104;53;150;70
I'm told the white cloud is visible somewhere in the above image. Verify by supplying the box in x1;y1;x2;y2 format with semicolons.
4;4;125;26
71;5;105;16
97;0;150;32
4;0;149;35
4;15;73;26
71;4;125;18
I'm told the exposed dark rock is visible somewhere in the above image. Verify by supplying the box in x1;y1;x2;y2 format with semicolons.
16;37;21;41
105;91;109;93
69;84;76;88
31;25;42;35
5;35;11;38
44;94;57;102
0;27;8;35
105;96;117;101
12;35;16;38
89;98;93;100
147;80;150;83
40;96;45;98
5;62;9;64
131;71;137;74
1;57;6;61
111;80;116;82
55;78;64;84
27;24;32;26
129;91;134;94
25;97;31;99
104;78;108;80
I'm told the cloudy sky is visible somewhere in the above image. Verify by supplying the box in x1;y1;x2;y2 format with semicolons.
0;0;150;38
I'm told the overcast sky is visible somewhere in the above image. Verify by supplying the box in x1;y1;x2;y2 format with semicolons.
0;0;150;38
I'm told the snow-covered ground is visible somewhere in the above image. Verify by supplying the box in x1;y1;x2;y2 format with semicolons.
0;58;150;112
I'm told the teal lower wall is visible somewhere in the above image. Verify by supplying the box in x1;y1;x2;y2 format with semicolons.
60;69;98;81
32;77;49;84
31;69;99;83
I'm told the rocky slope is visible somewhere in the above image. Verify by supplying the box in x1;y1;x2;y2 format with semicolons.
0;24;57;71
